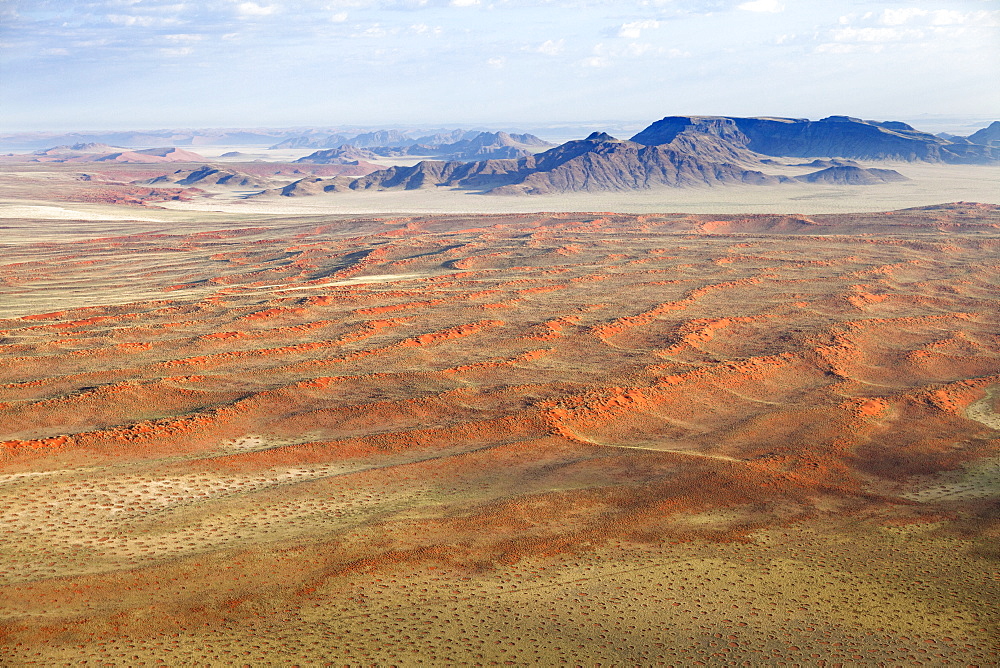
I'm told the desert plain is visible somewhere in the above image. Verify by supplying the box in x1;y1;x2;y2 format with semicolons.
1;153;999;666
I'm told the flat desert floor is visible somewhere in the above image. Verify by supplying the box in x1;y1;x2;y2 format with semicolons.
0;162;999;664
154;162;1000;216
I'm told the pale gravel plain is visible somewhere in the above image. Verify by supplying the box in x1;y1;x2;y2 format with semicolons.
148;162;1000;216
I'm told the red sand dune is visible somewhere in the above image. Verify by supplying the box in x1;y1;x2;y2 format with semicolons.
1;204;998;664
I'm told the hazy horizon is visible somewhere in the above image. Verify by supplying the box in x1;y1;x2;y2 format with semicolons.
2;114;997;144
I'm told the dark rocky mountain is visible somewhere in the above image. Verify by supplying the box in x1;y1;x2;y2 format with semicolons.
257;114;991;198
272;130;783;197
794;165;909;185
631;115;998;163
140;165;273;189
293;146;378;164
273;176;333;197
967;121;1000;147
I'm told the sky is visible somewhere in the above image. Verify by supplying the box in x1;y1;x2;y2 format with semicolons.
1;0;998;132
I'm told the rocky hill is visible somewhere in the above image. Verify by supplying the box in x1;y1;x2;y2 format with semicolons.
967;121;1000;147
794;165;909;185
429;131;552;160
33;142;125;156
295;131;553;163
631;115;998;163
293;146;378;164
257;114;995;198
140;165;274;189
273;130;781;197
270;133;350;150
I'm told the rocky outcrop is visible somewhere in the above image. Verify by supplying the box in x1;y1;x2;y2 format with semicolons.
631;115;998;163
791;159;860;168
489;132;778;195
344;129;413;148
295;131;554;163
424;131;552;161
967;121;1000;147
140;165;273;189
794;165;909;185
294;146;378;164
273;131;782;197
33;143;124;156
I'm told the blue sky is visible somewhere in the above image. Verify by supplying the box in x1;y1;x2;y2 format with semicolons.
2;0;998;131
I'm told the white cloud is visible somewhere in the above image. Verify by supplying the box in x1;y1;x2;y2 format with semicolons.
814;43;858;54
536;39;564;56
236;2;277;17
879;7;997;28
164;33;203;42
486;56;505;68
331;12;348;22
880;8;927;26
354;23;388;37
107;14;182;27
591;40;681;60
832;26;922;43
737;0;784;13
580;56;609;68
450;0;479;6
159;46;193;57
617;20;659;40
930;10;967;26
41;47;70;56
410;23;441;35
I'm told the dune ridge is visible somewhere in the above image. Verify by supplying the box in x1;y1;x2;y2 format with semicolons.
1;203;998;664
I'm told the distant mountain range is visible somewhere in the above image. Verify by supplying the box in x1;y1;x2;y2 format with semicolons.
23;144;207;163
3;117;996;154
272;114;999;197
293;131;553;164
270;129;495;150
632;116;997;163
5;116;996;197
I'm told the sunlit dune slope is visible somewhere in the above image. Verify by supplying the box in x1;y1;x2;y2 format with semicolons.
1;203;998;664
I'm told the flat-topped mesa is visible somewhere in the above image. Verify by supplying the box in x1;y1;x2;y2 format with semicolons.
631;115;999;163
